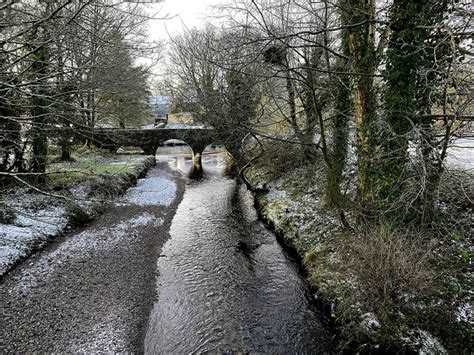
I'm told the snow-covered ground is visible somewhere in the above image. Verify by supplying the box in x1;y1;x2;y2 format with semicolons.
0;154;155;276
9;211;164;296
446;138;474;171
0;194;70;276
118;171;177;207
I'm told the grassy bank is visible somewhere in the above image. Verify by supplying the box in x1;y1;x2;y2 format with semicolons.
0;150;155;276
245;148;472;353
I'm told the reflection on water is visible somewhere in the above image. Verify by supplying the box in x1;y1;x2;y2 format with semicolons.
146;149;332;353
156;145;230;177
156;145;193;176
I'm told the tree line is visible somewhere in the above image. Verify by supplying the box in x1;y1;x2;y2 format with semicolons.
2;0;472;224
164;0;472;226
1;1;159;183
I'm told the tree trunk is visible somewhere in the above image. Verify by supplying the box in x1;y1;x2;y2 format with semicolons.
301;60;320;161
326;3;351;207
380;0;422;214
30;31;50;184
57;52;74;162
287;67;315;161
346;0;377;216
60;141;72;161
326;73;351;207
382;0;450;222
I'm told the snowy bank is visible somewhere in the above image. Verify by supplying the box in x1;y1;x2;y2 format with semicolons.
0;154;155;276
245;160;472;353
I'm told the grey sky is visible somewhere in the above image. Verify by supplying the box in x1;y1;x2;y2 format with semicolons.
146;0;224;42
139;0;225;78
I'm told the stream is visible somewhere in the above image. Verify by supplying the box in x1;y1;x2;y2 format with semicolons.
145;147;332;353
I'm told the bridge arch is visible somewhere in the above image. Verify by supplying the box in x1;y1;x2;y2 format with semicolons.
155;138;204;178
200;143;231;175
89;127;225;178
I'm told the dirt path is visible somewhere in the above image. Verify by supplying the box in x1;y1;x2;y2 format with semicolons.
1;163;185;353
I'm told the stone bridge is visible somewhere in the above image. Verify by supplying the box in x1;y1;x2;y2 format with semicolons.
89;127;219;176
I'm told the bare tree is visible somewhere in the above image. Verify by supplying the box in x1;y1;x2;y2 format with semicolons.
0;1;162;182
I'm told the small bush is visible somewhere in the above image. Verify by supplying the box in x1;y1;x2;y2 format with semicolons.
308;225;446;351
47;145;61;156
254;141;313;181
341;226;436;328
339;226;439;350
0;204;16;224
66;203;91;226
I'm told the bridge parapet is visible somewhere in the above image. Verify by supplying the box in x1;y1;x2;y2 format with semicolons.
89;128;217;156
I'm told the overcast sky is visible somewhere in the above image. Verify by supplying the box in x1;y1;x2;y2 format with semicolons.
146;0;224;41
139;0;225;79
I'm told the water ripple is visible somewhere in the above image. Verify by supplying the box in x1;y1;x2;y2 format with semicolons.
145;161;331;353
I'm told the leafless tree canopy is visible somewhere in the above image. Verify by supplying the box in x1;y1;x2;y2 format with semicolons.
1;1;162;175
165;0;472;223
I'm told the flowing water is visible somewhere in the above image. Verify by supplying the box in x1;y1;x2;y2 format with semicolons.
145;147;332;353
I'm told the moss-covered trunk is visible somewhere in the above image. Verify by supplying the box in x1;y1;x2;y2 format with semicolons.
346;0;377;215
30;34;50;183
381;0;450;222
325;3;351;207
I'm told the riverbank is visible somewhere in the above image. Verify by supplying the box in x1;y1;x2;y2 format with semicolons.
0;152;155;276
245;160;472;353
1;162;186;352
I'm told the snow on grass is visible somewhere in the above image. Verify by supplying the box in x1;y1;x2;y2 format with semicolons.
15;206;68;236
0;154;155;276
360;312;381;332
417;330;447;355
69;183;91;200
255;164;342;254
51;155;153;180
9;211;164;295
0;225;35;275
0;204;68;275
456;302;473;324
